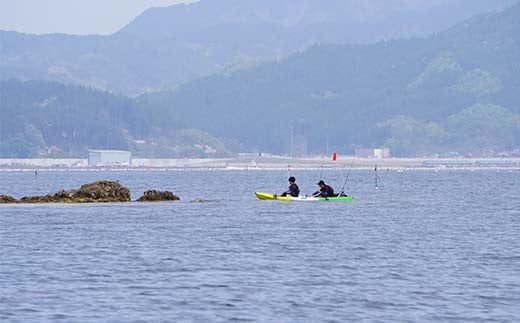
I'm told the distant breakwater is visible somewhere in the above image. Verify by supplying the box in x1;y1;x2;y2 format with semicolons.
0;157;519;171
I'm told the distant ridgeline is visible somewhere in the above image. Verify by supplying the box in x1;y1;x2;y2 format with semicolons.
0;80;231;158
0;0;517;95
0;1;519;158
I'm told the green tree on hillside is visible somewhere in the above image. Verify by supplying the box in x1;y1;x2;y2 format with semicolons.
376;116;447;156
445;103;520;153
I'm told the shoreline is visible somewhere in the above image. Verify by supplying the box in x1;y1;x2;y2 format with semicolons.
0;157;519;171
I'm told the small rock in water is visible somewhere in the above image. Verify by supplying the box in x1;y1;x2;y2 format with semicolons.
137;190;180;202
0;195;17;203
190;199;213;203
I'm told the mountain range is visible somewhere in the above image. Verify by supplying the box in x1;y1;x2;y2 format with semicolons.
0;0;519;158
0;0;517;95
139;2;520;156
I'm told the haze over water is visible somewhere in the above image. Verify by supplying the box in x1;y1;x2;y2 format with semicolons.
1;169;519;321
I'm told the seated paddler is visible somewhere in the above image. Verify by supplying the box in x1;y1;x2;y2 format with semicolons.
281;176;300;197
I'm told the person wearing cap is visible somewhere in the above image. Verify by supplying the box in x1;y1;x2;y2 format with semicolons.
313;180;336;197
281;176;300;197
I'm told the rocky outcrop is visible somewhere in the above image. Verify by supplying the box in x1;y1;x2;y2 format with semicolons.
7;181;131;204
137;190;180;202
1;182;182;204
0;195;17;204
74;181;131;202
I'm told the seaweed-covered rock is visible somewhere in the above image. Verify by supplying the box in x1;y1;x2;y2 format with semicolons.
75;181;130;202
137;190;180;202
0;195;17;203
19;195;56;203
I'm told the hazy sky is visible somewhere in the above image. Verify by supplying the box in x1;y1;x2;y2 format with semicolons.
0;0;193;35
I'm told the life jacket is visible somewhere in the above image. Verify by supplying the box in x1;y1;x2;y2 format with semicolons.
321;184;335;197
289;183;300;197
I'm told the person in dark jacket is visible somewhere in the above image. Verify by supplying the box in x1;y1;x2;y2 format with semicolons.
281;176;300;197
313;180;336;197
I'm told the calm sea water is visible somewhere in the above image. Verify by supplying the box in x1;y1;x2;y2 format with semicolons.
1;169;519;322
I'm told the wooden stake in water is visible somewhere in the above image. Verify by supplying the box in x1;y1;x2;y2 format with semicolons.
375;164;380;189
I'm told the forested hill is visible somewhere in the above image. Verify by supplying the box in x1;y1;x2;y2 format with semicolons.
138;2;520;156
0;0;517;95
0;80;230;158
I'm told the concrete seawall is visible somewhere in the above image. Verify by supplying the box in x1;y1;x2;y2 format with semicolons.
1;157;519;170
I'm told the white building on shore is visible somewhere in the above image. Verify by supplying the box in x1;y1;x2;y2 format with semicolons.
88;150;132;167
355;147;391;158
